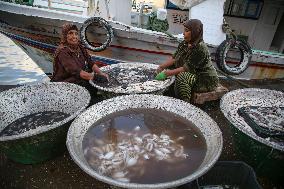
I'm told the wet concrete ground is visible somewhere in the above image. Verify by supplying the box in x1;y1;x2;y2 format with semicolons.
0;78;283;189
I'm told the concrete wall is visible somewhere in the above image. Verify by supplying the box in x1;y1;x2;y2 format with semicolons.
271;14;284;53
224;16;258;45
189;0;226;46
94;0;131;25
33;0;87;14
167;0;226;46
223;0;284;52
167;9;189;34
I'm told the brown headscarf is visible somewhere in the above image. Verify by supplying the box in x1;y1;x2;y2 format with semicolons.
60;23;79;46
183;19;203;47
55;23;80;56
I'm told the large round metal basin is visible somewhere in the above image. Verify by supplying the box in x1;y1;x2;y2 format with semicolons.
89;62;175;98
220;88;284;182
67;94;222;188
0;82;90;164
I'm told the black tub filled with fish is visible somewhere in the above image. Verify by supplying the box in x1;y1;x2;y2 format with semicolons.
0;82;90;164
67;94;222;188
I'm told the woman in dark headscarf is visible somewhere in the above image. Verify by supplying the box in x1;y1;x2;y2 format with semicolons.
155;19;219;103
52;23;108;86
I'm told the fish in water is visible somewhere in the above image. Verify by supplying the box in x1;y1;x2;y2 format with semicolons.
82;108;207;184
0;111;70;137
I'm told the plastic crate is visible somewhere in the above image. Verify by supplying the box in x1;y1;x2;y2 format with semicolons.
198;161;262;189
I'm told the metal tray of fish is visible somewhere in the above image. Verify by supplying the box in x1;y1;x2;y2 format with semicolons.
89;62;175;94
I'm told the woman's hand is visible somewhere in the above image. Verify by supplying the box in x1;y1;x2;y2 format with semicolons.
156;65;164;74
80;70;94;81
99;72;109;81
92;64;109;81
156;57;175;74
165;67;185;77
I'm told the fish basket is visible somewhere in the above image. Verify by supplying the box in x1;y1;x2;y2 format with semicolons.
198;161;261;189
89;62;175;99
220;88;284;183
67;94;223;189
0;82;90;164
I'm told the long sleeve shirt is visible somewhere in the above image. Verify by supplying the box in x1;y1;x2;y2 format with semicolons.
173;40;217;77
172;40;219;91
52;45;95;84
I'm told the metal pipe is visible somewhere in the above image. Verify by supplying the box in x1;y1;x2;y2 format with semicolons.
104;0;111;20
138;2;145;27
48;0;51;9
87;0;95;16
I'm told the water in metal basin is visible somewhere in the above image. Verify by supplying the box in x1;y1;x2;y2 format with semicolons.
82;108;207;184
0;111;70;137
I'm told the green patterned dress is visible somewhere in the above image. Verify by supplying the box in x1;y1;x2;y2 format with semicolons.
170;40;219;102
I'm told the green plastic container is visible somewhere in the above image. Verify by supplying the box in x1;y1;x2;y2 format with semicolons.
220;88;284;184
230;124;284;183
0;122;70;164
0;83;90;164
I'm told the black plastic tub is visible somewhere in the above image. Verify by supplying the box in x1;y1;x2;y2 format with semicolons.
198;161;262;189
179;161;261;189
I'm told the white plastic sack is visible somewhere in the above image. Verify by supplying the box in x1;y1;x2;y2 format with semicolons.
169;0;207;10
157;8;167;20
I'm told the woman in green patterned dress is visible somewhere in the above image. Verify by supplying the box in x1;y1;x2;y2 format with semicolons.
155;19;219;103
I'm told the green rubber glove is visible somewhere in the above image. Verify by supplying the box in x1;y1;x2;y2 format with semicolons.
155;72;167;81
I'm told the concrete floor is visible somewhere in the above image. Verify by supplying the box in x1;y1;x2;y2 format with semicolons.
0;78;283;189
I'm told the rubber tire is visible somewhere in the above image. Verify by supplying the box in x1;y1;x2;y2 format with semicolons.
216;39;252;75
80;17;114;52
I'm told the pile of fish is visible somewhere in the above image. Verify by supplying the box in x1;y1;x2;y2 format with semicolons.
238;106;284;140
84;127;188;183
91;65;172;94
241;106;284;131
